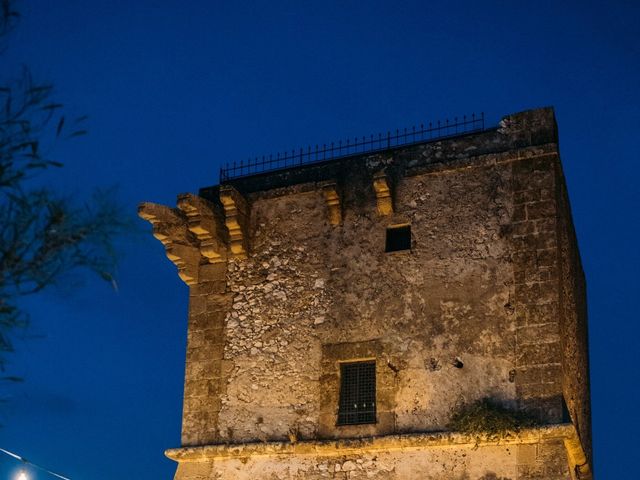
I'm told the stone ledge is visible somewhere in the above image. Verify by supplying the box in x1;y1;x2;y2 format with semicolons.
166;423;578;463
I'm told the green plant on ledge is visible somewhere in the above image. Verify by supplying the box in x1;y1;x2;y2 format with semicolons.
448;398;537;442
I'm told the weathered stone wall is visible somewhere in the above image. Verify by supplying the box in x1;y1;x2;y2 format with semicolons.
173;443;568;480
217;151;520;444
555;162;592;466
509;152;564;423
182;262;231;445
140;108;592;479
167;426;575;480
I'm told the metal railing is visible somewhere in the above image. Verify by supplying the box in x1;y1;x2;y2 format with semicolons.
219;112;484;182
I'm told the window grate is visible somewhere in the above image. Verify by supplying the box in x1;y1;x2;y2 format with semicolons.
337;361;376;425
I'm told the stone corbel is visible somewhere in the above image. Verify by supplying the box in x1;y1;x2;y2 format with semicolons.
219;185;248;258
177;193;228;263
372;171;393;216
321;181;341;226
138;202;201;285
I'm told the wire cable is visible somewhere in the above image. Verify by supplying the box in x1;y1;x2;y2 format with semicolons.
0;447;71;480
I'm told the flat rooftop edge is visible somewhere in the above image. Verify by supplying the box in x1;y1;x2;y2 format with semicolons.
200;107;558;199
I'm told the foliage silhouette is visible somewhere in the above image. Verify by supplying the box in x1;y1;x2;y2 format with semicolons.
0;0;128;376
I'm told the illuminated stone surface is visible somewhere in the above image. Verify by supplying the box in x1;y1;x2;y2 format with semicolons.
141;108;592;479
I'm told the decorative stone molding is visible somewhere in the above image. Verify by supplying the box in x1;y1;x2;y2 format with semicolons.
219;185;249;258
166;423;582;463
138;202;201;285
177;193;228;263
321;181;341;226
372;171;393;216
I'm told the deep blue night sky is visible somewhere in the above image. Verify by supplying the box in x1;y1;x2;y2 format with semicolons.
1;1;638;479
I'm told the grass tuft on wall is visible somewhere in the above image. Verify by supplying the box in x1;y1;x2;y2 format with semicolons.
448;398;537;441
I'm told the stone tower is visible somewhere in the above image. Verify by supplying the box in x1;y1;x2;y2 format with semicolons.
140;108;592;480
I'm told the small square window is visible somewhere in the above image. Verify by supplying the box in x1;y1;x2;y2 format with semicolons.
385;225;411;252
337;361;376;425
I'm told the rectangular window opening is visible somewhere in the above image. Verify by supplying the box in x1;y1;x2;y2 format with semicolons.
337;361;376;425
385;224;411;252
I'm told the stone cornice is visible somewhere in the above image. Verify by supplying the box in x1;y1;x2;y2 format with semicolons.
166;423;585;469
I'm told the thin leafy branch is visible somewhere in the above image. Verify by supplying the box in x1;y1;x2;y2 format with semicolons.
0;0;129;373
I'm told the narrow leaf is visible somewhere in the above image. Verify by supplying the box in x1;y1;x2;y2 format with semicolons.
68;129;88;138
42;103;63;111
56;116;65;137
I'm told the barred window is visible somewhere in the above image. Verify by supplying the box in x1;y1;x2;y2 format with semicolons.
337;361;376;425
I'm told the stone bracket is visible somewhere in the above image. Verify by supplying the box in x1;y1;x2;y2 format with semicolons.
178;193;228;263
320;181;342;226
139;202;202;285
219;185;249;258
372;171;393;216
